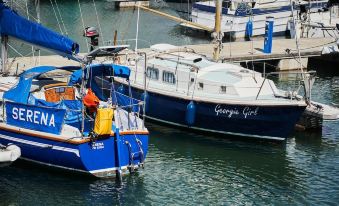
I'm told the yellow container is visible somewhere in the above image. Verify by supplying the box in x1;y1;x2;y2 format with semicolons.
94;108;114;135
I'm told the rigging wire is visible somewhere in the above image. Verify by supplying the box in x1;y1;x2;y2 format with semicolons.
54;0;68;36
77;0;90;52
120;9;136;41
9;1;39;22
25;0;36;64
35;0;41;65
92;0;104;45
49;0;64;34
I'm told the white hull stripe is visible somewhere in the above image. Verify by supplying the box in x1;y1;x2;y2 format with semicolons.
146;116;286;141
90;166;128;174
0;134;80;157
21;157;130;177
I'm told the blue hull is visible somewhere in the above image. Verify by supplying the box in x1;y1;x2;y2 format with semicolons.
0;128;148;177
117;85;305;140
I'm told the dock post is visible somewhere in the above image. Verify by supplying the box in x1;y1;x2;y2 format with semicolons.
263;17;274;54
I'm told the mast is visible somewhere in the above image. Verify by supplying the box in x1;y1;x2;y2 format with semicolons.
35;0;41;66
135;2;140;52
213;0;222;61
1;35;8;74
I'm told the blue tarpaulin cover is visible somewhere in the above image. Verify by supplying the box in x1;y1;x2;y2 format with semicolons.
3;66;57;104
112;92;140;113
68;64;131;100
3;66;78;104
0;3;79;58
29;96;82;124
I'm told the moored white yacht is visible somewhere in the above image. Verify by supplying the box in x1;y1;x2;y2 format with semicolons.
182;0;328;39
106;44;312;141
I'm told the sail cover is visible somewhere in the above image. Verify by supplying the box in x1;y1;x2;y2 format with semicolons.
0;3;79;58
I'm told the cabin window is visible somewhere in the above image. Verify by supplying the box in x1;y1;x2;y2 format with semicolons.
198;82;204;90
146;67;159;80
220;86;227;93
55;87;65;93
162;71;176;84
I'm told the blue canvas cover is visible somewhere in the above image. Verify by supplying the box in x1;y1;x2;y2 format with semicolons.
3;66;57;104
0;3;79;59
31;97;82;124
112;92;140;113
3;66;78;104
68;64;131;100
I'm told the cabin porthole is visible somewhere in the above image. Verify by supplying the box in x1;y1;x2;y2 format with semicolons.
220;86;226;93
198;82;204;90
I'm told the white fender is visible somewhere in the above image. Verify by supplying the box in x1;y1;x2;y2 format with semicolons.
0;144;21;163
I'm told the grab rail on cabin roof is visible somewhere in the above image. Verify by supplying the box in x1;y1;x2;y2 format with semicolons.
256;70;316;101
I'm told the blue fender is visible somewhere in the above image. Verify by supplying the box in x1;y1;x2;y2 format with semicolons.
185;101;196;126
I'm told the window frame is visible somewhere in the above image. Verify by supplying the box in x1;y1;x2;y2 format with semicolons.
162;71;176;85
146;66;159;80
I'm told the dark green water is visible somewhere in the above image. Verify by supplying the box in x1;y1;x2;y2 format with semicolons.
1;0;339;205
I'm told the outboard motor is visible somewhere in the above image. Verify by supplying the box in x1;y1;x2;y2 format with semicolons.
83;26;99;51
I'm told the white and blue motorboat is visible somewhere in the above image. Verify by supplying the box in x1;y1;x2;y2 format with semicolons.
105;44;313;141
182;0;328;39
0;3;148;177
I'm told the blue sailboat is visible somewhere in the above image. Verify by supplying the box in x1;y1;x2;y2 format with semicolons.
0;3;148;178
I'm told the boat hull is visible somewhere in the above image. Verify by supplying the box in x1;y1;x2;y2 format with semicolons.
0;128;148;177
118;85;306;140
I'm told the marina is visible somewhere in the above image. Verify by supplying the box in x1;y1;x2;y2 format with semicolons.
6;38;338;72
0;0;339;205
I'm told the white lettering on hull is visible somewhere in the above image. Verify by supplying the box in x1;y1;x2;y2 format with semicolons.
12;107;56;127
215;104;259;119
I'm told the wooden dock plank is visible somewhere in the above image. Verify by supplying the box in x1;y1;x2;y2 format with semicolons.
183;38;337;62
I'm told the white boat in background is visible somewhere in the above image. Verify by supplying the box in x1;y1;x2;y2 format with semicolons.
182;0;328;40
297;1;339;38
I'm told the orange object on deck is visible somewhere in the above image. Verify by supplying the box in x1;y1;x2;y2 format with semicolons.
45;86;75;102
83;88;99;113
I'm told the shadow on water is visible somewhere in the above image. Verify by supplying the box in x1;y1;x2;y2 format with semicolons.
0;160;148;205
308;57;339;77
0;121;336;205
